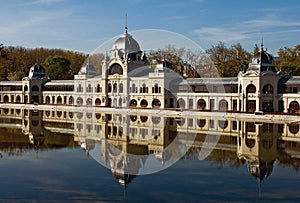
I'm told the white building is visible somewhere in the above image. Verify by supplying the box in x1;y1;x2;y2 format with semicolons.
1;29;300;114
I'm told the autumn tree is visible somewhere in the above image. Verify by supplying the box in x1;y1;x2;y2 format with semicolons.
206;42;251;77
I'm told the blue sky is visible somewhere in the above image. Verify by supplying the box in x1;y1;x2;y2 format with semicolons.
1;0;300;55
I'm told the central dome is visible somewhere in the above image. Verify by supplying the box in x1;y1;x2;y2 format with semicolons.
112;32;141;54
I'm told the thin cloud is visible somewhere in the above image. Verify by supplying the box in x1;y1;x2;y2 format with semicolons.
25;0;65;5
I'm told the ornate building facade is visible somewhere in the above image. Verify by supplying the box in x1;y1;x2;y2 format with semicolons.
1;29;300;114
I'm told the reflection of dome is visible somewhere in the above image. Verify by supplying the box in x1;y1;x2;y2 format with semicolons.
248;160;274;182
112;32;141;54
78;63;96;75
113;172;136;187
247;45;276;74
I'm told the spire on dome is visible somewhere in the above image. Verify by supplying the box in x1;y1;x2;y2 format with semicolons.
125;14;128;34
260;32;264;51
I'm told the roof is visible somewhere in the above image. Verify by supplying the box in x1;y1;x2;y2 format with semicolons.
279;76;300;85
0;81;22;86
185;77;238;85
44;80;74;86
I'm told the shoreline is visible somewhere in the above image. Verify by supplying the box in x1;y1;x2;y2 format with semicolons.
0;103;299;124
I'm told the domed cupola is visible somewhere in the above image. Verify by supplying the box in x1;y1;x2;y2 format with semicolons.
28;63;46;79
78;63;97;76
247;43;276;74
111;27;141;58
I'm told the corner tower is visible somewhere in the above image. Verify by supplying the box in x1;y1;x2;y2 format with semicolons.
238;42;282;113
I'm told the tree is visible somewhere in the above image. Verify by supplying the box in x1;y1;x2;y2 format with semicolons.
206;42;251;77
277;45;300;76
43;55;71;80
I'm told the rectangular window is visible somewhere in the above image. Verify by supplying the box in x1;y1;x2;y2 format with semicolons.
210;99;215;110
189;99;193;109
188;119;193;127
210;120;215;128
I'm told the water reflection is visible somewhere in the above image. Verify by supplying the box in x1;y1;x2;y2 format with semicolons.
0;107;300;189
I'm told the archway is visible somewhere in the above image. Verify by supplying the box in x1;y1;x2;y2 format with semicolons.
130;99;137;108
16;95;21;103
95;98;101;106
197;99;206;110
219;99;228;111
76;97;83;106
4;95;9;103
57;96;62;104
152;99;161;108
69;96;74;105
246;84;256;113
140;99;148;108
45;96;50;104
86;98;92;106
177;98;185;109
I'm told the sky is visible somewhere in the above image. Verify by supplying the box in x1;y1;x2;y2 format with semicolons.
1;0;300;55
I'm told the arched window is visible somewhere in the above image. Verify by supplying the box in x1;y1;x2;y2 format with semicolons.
16;95;21;103
76;97;83;106
177;98;185;109
246;84;256;94
45;96;51;104
141;83;147;93
113;83;117;93
153;83;160;93
140;99;148;108
152;99;161;108
197;119;206;128
131;84;136;93
24;85;28;91
262;84;273;94
108;63;123;75
57;96;62;104
197;99;206;110
32;85;39;91
108;83;112;93
289;101;299;113
96;84;101;92
119;83;123;93
86;98;92;106
95;98;101;106
130;99;137;107
218;120;228;129
219;99;228;111
69;96;74;105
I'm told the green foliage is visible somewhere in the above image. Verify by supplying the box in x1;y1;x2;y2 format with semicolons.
0;44;87;81
206;42;251;77
276;45;300;76
43;55;71;80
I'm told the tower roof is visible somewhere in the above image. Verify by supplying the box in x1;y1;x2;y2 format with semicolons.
247;45;276;74
112;32;141;54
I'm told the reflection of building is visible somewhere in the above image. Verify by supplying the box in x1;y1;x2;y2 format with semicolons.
1;27;300;114
1;107;300;186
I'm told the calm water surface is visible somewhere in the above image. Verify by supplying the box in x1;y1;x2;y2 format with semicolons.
0;107;300;202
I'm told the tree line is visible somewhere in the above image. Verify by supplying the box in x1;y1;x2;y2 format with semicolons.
0;43;87;81
0;42;300;81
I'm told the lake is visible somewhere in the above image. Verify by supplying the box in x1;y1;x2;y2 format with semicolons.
0;106;300;202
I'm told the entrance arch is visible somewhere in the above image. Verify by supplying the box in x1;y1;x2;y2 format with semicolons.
246;84;257;113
